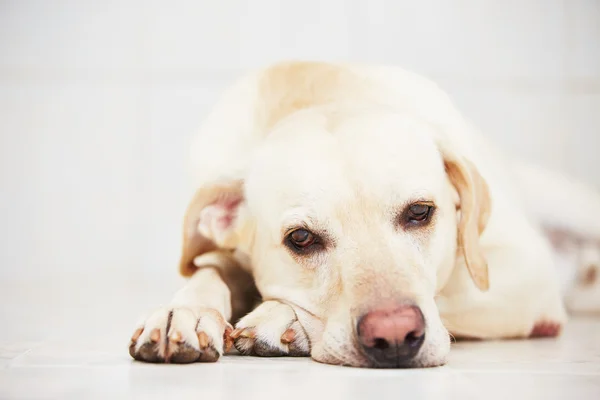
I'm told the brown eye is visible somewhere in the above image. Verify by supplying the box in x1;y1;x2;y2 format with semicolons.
403;203;434;226
289;229;315;248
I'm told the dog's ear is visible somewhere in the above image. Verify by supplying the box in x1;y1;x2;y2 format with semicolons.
443;152;492;291
179;180;246;277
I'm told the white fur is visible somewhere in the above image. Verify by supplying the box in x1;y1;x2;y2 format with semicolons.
132;61;600;367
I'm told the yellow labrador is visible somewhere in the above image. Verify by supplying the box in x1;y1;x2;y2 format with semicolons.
129;61;600;368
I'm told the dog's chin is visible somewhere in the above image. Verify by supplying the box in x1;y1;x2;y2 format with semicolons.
311;347;448;369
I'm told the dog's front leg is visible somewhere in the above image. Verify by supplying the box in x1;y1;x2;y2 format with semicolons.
129;251;257;363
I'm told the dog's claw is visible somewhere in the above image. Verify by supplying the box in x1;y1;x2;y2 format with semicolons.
169;331;183;344
231;328;256;339
131;328;143;343
197;331;210;349
281;328;295;344
224;324;234;352
149;328;161;343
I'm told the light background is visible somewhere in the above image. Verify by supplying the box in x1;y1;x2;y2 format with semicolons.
0;0;598;281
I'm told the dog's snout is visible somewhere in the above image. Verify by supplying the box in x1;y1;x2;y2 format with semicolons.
357;304;425;367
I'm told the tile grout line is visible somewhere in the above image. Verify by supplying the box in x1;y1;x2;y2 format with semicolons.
5;342;46;368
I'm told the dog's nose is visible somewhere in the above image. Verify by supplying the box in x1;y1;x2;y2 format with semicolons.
356;304;425;367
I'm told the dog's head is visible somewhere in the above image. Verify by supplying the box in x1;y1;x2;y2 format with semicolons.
181;107;491;368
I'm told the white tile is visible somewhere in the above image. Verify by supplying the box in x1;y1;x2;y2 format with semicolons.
0;275;184;343
346;0;565;79
0;276;599;399
264;0;351;64
441;83;571;173
563;94;600;186
0;342;42;367
144;0;243;71
1;341;599;400
449;318;600;374
140;80;227;273
566;0;600;80
0;82;145;280
157;0;567;79
145;0;352;71
0;0;143;73
458;373;600;400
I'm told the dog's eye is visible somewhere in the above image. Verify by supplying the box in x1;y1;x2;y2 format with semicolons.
402;203;435;227
408;204;430;221
289;229;315;248
285;228;325;255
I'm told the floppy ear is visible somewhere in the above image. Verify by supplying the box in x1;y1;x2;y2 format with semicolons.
444;153;492;291
179;181;245;277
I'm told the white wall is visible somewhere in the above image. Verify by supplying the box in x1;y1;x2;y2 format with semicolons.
1;0;599;280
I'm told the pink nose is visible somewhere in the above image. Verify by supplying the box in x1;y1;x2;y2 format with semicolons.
357;304;425;367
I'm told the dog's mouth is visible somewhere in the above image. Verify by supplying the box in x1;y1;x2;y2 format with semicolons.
312;344;436;369
308;324;434;369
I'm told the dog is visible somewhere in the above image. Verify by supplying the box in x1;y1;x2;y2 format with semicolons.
128;61;600;368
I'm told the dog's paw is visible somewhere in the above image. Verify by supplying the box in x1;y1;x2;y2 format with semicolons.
129;307;233;363
530;320;562;338
231;301;310;357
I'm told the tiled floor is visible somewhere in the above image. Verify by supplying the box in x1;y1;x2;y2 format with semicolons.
1;274;599;400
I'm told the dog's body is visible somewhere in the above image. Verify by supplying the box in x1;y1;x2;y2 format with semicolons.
129;62;600;368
